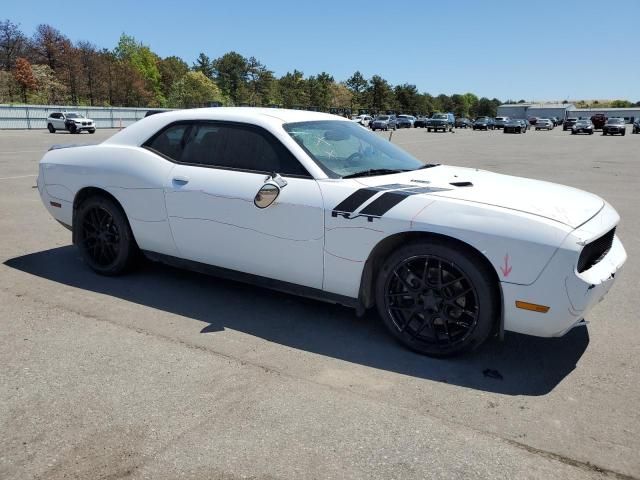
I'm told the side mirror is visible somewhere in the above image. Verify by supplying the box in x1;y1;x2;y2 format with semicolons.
254;183;280;209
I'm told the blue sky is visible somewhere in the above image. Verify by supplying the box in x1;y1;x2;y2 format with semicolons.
4;0;639;101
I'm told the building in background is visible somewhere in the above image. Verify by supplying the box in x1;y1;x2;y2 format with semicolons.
566;107;640;123
498;103;640;123
497;103;575;121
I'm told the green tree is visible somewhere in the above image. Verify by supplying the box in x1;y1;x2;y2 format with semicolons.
329;82;352;108
192;52;214;79
345;71;368;110
246;56;275;106
168;70;225;108
212;51;249;105
114;33;164;105
158;55;188;99
278;70;308;108
610;99;632;108
307;72;333;110
463;93;479;117
394;84;420;113
0;69;19;102
368;75;393;112
476;97;496;116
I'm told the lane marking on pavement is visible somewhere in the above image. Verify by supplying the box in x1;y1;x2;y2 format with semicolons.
0;174;37;181
0;150;46;155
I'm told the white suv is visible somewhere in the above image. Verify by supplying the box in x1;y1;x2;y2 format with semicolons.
47;112;96;134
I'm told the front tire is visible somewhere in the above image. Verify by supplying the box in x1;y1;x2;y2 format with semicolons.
375;240;497;357
47;123;56;133
75;195;138;275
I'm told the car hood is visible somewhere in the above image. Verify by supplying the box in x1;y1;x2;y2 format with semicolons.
354;165;604;228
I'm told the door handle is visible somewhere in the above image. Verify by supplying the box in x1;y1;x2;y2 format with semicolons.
172;176;189;185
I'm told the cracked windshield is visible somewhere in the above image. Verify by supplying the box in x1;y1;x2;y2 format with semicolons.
283;120;425;177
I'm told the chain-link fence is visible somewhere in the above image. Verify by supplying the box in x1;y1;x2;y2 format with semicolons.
0;104;170;129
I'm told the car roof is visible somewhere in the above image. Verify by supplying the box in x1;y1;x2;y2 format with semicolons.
104;107;349;147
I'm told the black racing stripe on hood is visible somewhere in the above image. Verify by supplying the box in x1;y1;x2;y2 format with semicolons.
332;188;380;215
359;191;415;217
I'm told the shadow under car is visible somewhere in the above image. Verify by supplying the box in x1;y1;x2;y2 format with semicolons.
4;246;590;396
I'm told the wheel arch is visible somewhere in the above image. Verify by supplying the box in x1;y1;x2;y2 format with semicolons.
358;230;504;337
72;187;132;245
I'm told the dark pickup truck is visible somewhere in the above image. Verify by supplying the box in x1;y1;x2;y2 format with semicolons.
426;113;455;132
590;113;608;130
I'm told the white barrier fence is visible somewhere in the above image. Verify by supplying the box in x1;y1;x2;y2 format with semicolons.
0;104;167;129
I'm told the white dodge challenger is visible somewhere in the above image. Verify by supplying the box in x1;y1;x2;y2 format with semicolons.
38;108;627;356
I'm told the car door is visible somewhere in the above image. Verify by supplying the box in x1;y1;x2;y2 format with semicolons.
51;113;62;129
150;121;325;290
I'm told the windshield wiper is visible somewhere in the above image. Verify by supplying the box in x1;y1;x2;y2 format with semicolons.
342;168;408;179
414;163;440;170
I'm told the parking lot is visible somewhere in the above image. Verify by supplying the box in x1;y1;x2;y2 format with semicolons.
1;126;639;479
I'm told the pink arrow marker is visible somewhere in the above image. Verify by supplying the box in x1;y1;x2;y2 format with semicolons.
500;254;512;277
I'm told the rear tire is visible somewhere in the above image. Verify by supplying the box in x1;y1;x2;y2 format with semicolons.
75;195;138;276
47;123;55;133
375;240;498;357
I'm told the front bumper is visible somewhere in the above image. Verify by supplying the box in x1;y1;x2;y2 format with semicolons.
502;203;626;337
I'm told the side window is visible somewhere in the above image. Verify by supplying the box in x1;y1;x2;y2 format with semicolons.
179;123;310;177
227;126;309;177
146;124;190;161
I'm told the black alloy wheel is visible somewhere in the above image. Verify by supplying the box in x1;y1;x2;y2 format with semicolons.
76;196;137;275
376;241;497;356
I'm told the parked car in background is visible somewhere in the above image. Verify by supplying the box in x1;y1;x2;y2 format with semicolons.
633;118;640;134
535;118;554;131
571;119;594;135
455;117;472;128
563;117;578;131
426;113;455;132
591;113;608;130
352;114;372;127
413;116;428;128
37;107;627;357
503;119;527;133
47;112;96;134
472;117;494;130
396;115;414;129
528;117;538;125
602;118;626;136
370;115;397;131
494;117;510;129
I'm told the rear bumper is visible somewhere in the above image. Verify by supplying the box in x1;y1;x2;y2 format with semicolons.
38;164;73;227
502;204;626;337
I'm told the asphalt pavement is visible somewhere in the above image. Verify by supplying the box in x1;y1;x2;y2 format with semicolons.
1;125;638;479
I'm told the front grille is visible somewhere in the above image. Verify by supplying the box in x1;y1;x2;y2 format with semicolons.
577;227;616;273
